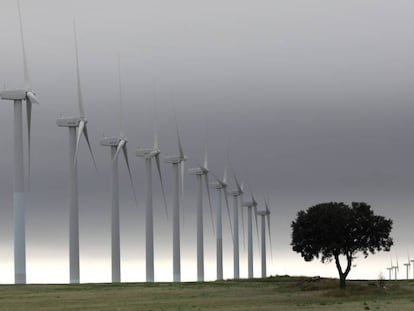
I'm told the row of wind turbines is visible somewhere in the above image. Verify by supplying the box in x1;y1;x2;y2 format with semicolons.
1;1;273;284
386;256;414;281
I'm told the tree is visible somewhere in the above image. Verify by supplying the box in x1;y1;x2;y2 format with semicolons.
291;202;393;289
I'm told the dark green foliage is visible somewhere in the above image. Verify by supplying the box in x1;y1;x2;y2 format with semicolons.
291;202;393;288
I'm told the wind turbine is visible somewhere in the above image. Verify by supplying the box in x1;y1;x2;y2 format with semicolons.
404;254;411;280
228;170;245;279
392;256;399;281
386;258;393;281
242;191;259;279
411;257;414;279
256;198;273;278
164;114;187;282
188;147;215;282
210;167;233;280
0;0;39;284
100;57;137;283
56;20;98;284
136;116;168;283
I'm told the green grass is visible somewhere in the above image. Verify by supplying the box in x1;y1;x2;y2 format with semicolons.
0;277;413;310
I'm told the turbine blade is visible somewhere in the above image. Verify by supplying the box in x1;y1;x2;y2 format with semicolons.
174;110;184;159
117;55;124;138
232;168;242;193
73;19;85;119
74;120;85;164
203;145;208;169
267;212;273;262
82;124;98;173
122;143;138;206
26;98;32;190
223;187;234;244
254;204;260;253
204;173;215;235
211;171;221;184
17;0;30;90
223;166;227;184
155;154;168;219
113;140;124;161
180;161;185;196
153;119;158;149
26;91;39;104
240;193;246;251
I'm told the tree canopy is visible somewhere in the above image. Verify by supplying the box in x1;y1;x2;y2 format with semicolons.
291;202;393;288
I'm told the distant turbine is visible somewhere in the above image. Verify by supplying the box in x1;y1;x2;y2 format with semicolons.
164;114;187;282
100;57;137;283
410;258;414;279
229;170;245;279
0;0;39;284
56;21;98;284
404;254;411;280
386;258;393;281
392;256;399;281
188;147;214;282
136;116;168;283
256;198;273;278
242;191;259;279
210;167;233;280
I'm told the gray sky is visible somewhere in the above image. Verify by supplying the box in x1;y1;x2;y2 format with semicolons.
0;0;414;283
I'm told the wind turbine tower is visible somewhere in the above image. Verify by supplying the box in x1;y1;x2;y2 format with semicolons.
404;255;411;280
210;167;233;280
188;148;215;282
56;21;98;284
242;193;259;279
392;257;399;281
387;258;393;281
229;171;244;279
0;0;39;284
387;266;394;281
100;57;137;283
136;118;168;282
164;116;187;282
256;198;273;278
411;258;414;279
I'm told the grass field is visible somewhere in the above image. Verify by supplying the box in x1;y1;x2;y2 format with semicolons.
0;276;413;310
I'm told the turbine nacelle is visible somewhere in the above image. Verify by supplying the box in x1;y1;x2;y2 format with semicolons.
242;201;257;208
100;136;123;147
228;188;243;196
164;155;187;164
56;117;84;128
1;89;27;100
210;181;224;189
136;147;160;159
188;167;209;175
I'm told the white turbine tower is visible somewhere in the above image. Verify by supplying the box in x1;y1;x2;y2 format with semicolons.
256;198;273;278
136;119;168;283
164;115;187;282
242;191;259;279
210;167;233;280
0;0;39;284
229;170;245;279
404;254;411;280
411;257;414;279
56;21;98;284
386;258;393;281
188;147;215;282
100;57;137;283
393;257;399;280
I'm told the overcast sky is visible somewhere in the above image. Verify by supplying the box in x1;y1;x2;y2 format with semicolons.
1;0;414;283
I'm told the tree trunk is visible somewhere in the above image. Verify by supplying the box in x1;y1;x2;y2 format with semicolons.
339;275;346;289
334;253;352;290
